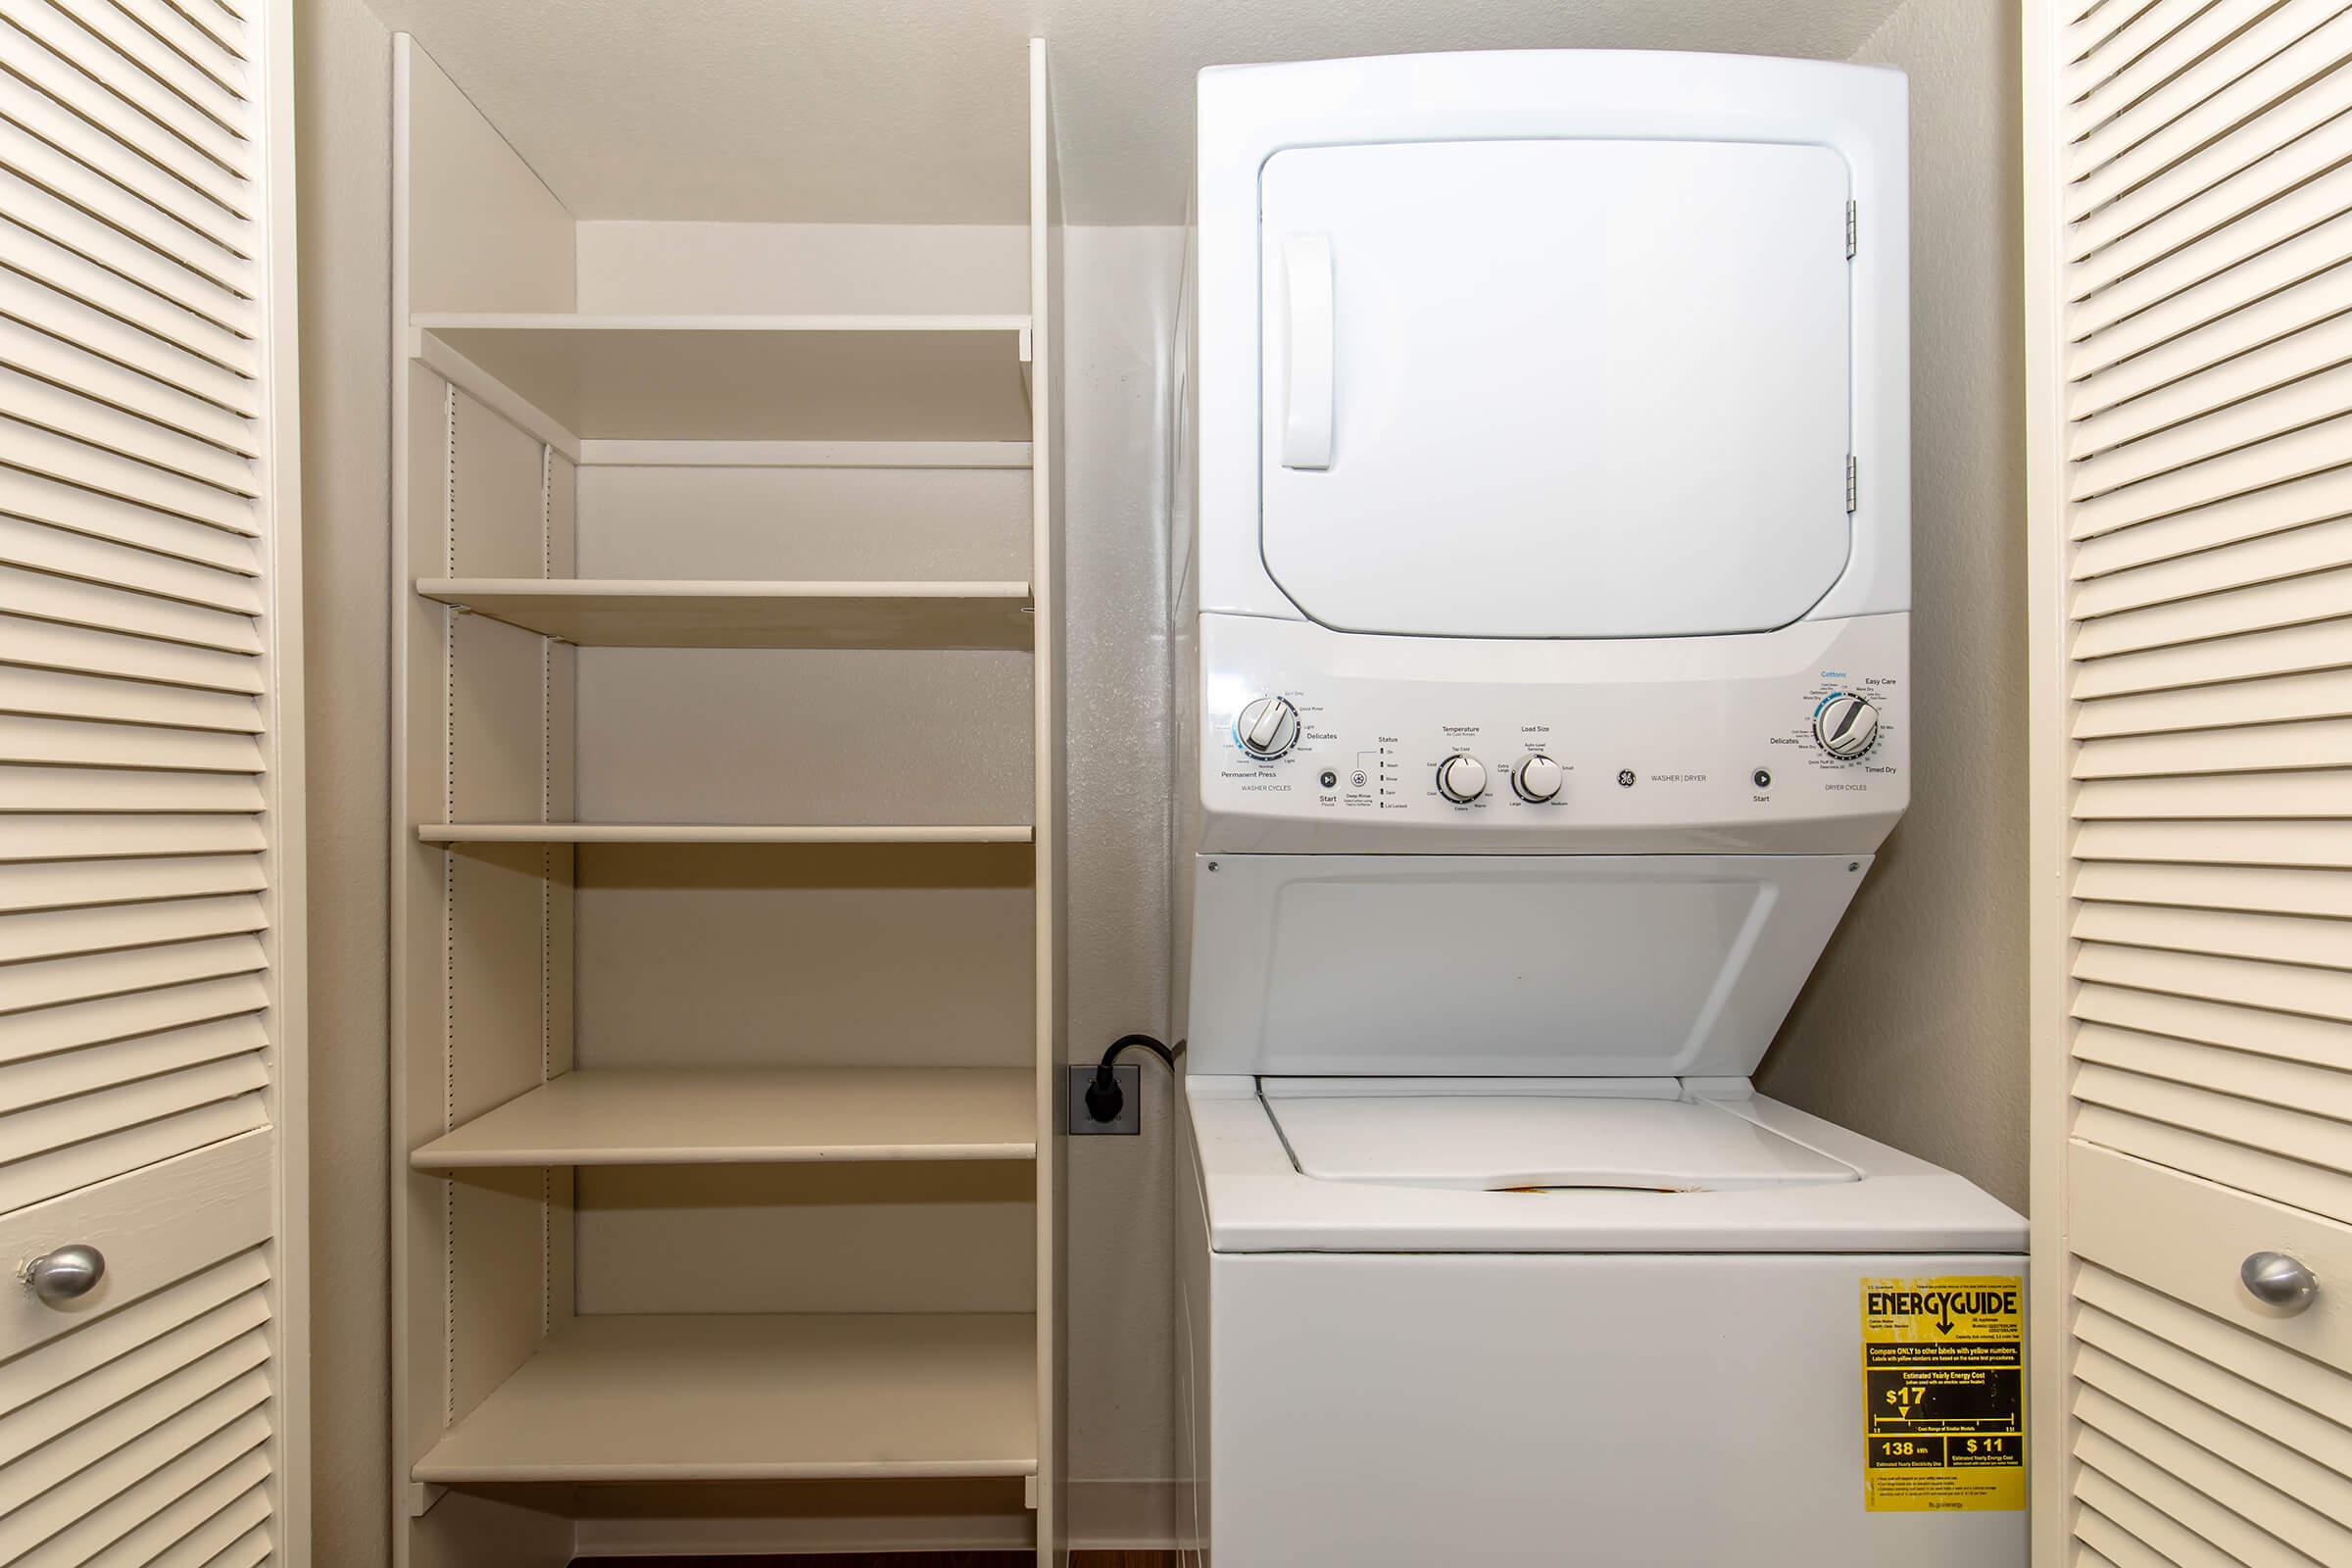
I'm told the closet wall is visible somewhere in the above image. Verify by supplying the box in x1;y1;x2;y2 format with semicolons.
295;8;2025;1562
1759;0;2031;1211
292;0;393;1559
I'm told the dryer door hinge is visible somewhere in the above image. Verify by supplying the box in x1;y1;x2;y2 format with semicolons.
1845;200;1858;259
1845;455;1859;513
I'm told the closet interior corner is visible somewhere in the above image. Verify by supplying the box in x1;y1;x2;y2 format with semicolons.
387;32;1065;1565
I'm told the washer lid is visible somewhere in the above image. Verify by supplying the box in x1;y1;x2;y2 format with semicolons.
1262;1081;1856;1192
1184;854;1871;1080
1190;1076;2028;1255
1257;137;1854;639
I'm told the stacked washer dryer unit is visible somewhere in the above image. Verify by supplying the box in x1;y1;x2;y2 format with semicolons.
1171;52;2028;1567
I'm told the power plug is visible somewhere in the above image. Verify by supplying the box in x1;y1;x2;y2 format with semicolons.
1068;1062;1141;1135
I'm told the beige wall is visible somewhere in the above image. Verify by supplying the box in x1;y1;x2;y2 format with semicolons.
294;0;395;1562
1058;226;1189;1504
1757;0;2030;1210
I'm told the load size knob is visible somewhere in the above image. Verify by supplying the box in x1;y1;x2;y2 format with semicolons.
1511;754;1564;803
1436;753;1488;803
1814;693;1881;760
1234;696;1300;760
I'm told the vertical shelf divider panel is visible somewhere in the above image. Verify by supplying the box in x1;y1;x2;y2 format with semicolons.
1029;38;1070;1568
390;31;1063;1567
390;33;579;1568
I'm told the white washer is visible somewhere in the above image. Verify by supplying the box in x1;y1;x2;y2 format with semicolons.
1182;1079;2026;1565
1172;51;2027;1565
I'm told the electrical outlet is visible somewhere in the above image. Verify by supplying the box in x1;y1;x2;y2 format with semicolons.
1067;1062;1142;1135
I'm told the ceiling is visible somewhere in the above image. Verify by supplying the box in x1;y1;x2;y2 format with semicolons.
368;0;1910;225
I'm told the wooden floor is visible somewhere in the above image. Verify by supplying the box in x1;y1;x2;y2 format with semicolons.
583;1555;1176;1566
588;1560;1176;1568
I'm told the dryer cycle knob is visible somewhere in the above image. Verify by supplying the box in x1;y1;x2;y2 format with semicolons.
1814;693;1881;760
1436;753;1488;803
1234;696;1300;760
1511;754;1564;804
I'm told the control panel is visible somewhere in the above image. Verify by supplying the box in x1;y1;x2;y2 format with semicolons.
1196;611;1907;854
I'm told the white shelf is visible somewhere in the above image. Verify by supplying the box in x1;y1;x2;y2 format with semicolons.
417;577;1034;649
412;1313;1037;1484
411;1067;1037;1168
416;823;1032;846
411;313;1032;442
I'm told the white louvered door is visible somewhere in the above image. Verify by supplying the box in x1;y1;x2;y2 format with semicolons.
0;0;306;1562
2027;0;2352;1561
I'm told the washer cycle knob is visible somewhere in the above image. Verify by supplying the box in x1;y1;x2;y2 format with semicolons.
1436;753;1488;803
1234;696;1300;760
1511;754;1565;803
1814;693;1882;760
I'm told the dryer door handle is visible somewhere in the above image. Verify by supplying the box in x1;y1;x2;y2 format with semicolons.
1281;233;1335;469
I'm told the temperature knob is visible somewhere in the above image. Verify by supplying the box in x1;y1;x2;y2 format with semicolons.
1511;754;1565;803
1234;696;1300;760
1436;753;1488;803
1814;693;1881;760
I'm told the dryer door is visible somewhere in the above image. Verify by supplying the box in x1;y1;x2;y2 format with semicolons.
1259;138;1854;639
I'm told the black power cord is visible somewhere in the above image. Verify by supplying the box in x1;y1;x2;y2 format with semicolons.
1086;1033;1175;1123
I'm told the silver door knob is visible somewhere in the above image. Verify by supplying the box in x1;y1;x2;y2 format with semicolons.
2241;1250;2319;1315
22;1244;104;1306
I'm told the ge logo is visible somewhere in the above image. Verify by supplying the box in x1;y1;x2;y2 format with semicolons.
1617;769;1637;788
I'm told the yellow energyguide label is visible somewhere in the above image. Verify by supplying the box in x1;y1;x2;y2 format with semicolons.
1860;1275;2025;1512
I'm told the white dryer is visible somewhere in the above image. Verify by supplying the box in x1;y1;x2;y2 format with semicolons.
1170;51;2028;1566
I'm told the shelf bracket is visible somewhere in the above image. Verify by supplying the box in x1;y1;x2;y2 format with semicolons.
1025;1473;1039;1511
411;325;583;464
405;1481;449;1519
